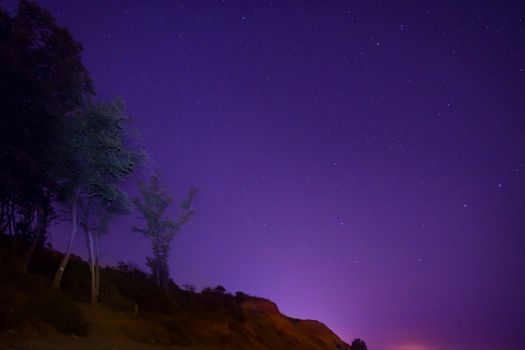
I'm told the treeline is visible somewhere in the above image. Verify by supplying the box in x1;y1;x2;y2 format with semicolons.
0;0;196;304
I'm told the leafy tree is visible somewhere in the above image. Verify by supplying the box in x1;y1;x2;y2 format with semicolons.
21;194;55;273
78;112;141;301
351;338;368;350
53;100;141;289
80;195;128;304
133;173;197;290
0;0;93;268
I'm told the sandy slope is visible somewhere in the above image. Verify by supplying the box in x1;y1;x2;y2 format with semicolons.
0;305;212;350
0;297;350;350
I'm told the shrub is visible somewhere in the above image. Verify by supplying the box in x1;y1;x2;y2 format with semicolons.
0;254;90;336
351;338;368;350
27;288;90;336
214;285;226;293
234;291;250;303
182;284;196;292
100;267;173;313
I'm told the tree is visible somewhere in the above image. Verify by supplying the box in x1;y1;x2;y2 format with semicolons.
21;194;54;273
351;338;368;350
53;100;141;289
80;193;129;304
133;173;197;290
0;0;93;269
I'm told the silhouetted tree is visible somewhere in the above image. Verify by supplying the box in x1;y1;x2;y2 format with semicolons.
52;100;141;289
132;173;197;290
351;338;368;350
75;100;141;303
80;195;128;304
0;0;93;268
21;195;55;272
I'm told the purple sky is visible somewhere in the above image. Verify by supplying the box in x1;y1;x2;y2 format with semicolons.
9;1;525;349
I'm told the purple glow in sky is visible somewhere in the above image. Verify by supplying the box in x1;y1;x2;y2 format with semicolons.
10;1;525;349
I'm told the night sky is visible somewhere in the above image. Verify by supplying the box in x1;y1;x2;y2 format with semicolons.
8;1;525;349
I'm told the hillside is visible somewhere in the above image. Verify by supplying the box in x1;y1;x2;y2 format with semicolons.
1;297;350;350
0;238;351;350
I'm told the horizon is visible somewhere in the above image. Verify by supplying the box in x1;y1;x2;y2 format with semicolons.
4;1;524;349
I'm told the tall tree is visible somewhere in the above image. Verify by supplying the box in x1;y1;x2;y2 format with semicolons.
133;173;197;290
0;0;93;267
53;100;141;289
80;192;129;304
21;194;54;273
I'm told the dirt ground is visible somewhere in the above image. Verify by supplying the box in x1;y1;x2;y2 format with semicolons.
0;305;217;350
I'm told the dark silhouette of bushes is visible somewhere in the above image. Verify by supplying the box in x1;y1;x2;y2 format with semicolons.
234;291;250;302
214;285;226;293
0;244;90;335
61;255;91;301
351;338;368;350
27;288;90;336
100;264;175;313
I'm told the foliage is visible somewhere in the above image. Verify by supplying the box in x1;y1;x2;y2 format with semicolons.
0;1;142;291
116;261;152;284
72;100;142;301
0;0;93;246
0;242;90;335
351;338;368;350
182;284;196;292
3;235;357;350
101;261;175;313
133;173;197;290
27;287;90;336
55;99;141;199
51;98;143;289
202;285;227;295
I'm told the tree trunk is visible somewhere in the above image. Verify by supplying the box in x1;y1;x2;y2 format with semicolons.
86;230;97;304
94;233;100;303
53;188;80;288
0;199;6;231
22;201;44;273
9;195;22;258
160;249;169;291
8;195;15;236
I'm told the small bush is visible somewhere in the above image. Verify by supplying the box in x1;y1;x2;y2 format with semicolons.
214;285;226;293
61;255;91;302
27;288;90;336
351;338;368;350
234;291;250;303
100;267;174;313
0;254;90;336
